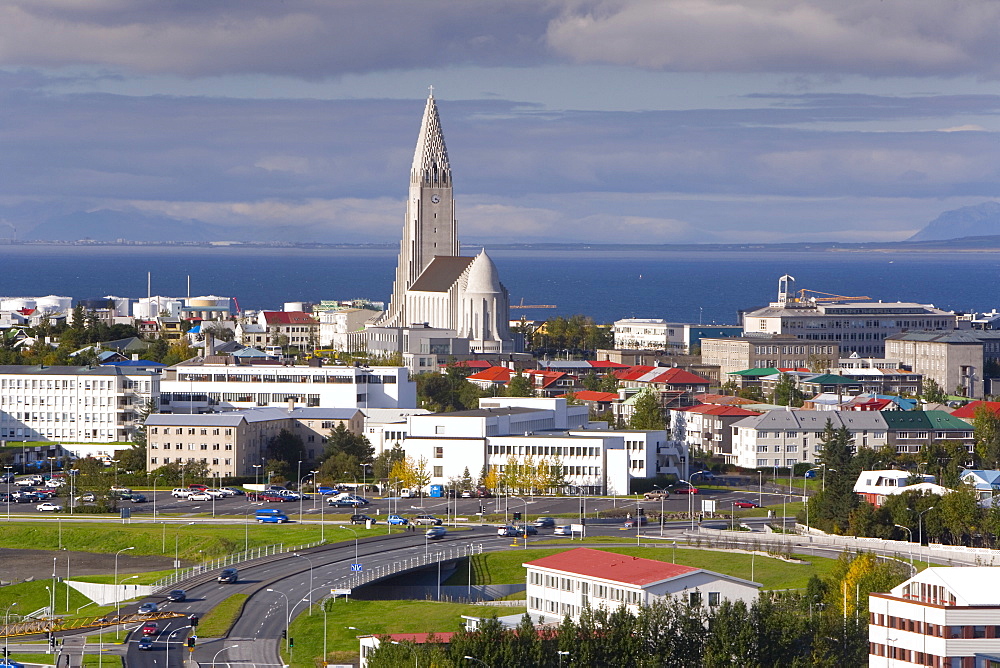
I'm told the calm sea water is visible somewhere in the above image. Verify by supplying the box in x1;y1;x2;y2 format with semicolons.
1;245;999;324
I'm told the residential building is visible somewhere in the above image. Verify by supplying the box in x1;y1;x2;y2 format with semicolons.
317;307;380;350
885;330;1000;399
145;406;363;477
701;334;839;376
881;411;975;455
524;548;759;622
853;470;939;506
158;357;415;413
614;366;711;408
612;319;742;353
869;567;1000;667
670;404;760;458
0;364;160;443
257;311;319;351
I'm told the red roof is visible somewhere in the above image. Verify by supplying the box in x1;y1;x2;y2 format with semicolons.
778;367;811;373
647;367;710;385
440;360;493;369
951;400;1000;419
526;370;566;388
383;632;456;644
467;366;513;382
524;548;698;587
262;311;318;325
679;404;760;417
613;366;656;381
563;390;619;402
693;393;756;406
588;361;629;368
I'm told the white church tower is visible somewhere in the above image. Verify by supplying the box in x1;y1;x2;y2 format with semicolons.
379;89;459;327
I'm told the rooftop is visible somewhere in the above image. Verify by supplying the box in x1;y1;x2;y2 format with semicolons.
524;548;699;587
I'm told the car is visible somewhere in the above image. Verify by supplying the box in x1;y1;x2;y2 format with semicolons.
44;478;65;488
187;492;212;502
78;492;97;503
497;525;520;537
0;660;26;668
327;497;366;507
217;568;238;584
166;589;187;602
672;486;699;495
386;514;409;525
34;489;57;499
804;469;818;479
171;488;192;498
733;500;761;509
36;502;62;512
14;478;39;487
475;488;493;498
624;516;648;528
129;493;148;503
260;492;288;502
519;525;538;536
187;484;208;491
0;493;12;503
413;514;442;526
553;525;573;536
425;526;447;539
204;488;226;498
460;489;474;498
137;637;154;651
350;514;376;525
141;622;159;636
138;602;159;614
275;490;301;501
316;486;338;495
223;487;245;496
533;517;556;528
643;490;670;500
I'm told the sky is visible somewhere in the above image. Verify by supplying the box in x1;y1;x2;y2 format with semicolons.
2;0;1000;245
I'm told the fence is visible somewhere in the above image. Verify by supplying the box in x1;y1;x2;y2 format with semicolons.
341;542;484;590
149;539;325;591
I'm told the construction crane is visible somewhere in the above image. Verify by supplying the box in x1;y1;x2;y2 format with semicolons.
798;289;871;303
510;297;556;309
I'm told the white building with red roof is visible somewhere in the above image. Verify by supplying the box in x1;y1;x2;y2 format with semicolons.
524;548;759;621
256;310;319;350
670;404;761;457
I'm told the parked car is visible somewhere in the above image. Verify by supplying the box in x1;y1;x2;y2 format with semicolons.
0;493;12;502
36;502;62;512
137;637;154;650
350;514;376;525
187;492;212;502
166;589;187;602
413;514;442;526
14;478;38;487
141;622;159;636
460;489;474;498
475;487;493;498
316;486;338;495
78;492;97;503
327;497;366;507
260;492;288;502
553;525;573;536
624;516;648;528
171;488;192;498
672;485;699;495
138;602;159;614
204;488;226;498
732;500;761;509
386;514;409;525
187;484;208;491
425;526;447;539
533;517;556;528
223;487;245;496
44;478;65;488
643;490;670;500
129;493;148;503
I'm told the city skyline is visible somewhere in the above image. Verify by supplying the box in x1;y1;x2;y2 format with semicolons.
2;1;1000;244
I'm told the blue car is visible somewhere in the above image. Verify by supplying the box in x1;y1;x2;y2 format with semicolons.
387;515;409;525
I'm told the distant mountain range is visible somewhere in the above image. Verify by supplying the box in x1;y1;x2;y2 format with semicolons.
908;202;1000;242
28;209;227;242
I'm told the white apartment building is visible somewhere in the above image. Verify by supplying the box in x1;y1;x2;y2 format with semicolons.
869;567;1000;667
742;275;960;357
361;407;432;454
158;358;416;413
524;548;759;622
399;398;683;494
729;410;889;469
0;364;160;443
317;308;380;349
612;319;741;353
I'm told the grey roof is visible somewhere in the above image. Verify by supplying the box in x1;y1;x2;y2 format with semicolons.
428;407;542;418
0;364;156;377
146;407;360;426
408;256;474;293
886;330;1000;344
362;408;432;423
288;408;361;419
731;410;888;431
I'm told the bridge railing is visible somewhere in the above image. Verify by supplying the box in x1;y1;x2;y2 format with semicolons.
343;542;484;590
149;539;325;591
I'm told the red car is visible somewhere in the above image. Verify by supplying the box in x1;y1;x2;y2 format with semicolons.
672;486;698;495
188;484;208;491
260;492;288;502
141;622;159;636
732;500;760;508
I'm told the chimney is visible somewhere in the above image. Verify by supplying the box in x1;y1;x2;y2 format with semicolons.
287;397;295;412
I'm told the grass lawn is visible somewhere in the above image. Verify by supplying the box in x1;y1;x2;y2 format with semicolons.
734;501;806;519
0;520;394;559
10;653;106;668
197;593;248;637
282;599;526;668
443;545;842;591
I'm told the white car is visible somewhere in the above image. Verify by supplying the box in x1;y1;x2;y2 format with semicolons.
204;488;226;498
171;488;192;498
187;492;212;502
553;525;573;536
14;478;39;487
36;502;62;512
45;479;66;488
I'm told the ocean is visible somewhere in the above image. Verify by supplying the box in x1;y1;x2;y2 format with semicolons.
2;245;999;324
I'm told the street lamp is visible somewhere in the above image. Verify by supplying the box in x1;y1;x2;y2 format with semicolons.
651;485;666;536
894;524;914;569
211;644;239;668
510;496;528;549
757;470;763;507
4;466;12;522
3;602;16;658
253;464;262;491
557;650;570;667
110;459;119;489
919;506;935;546
164;624;189;668
291;552;315;615
151;474;164;521
267;588;290;649
677;479;694;530
464;656;489;667
115;575;138;638
113;547;135;614
340;526;359;570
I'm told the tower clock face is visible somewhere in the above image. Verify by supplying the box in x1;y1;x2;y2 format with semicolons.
430;195;440;204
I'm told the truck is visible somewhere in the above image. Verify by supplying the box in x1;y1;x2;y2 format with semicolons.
255;508;290;523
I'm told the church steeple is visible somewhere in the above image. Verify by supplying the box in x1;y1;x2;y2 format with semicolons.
411;90;451;188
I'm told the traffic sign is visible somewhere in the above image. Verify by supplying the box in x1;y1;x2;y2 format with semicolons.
351;563;363;572
331;588;352;596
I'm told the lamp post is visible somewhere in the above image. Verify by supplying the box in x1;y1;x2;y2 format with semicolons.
111;459;119;489
757;470;763;507
919;506;935;547
340;526;359;570
267;588;290;649
211;644;239;668
296;460;303;522
115;575;138;639
894;524;914;569
318;470;325;542
557;650;570;667
464;656;489;667
152;474;163;522
113;546;135;617
164;624;188;668
677;479;694;530
253;463;262;491
291;552;315;615
4;466;11;522
510;496;528;549
4;602;17;658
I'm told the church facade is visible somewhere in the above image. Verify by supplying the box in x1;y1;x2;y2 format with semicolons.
364;92;515;365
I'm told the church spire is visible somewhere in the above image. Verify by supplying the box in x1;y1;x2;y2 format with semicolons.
411;90;451;187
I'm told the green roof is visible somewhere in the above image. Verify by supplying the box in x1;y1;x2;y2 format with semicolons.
880;411;971;431
729;368;782;377
804;374;858;385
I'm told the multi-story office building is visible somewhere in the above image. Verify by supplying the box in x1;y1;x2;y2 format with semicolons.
0;364;159;443
701;334;839;375
885;330;1000;399
612;319;742;353
158;358;415;413
145;406;363;478
741;275;960;357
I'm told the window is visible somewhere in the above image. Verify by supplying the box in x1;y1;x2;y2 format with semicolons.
433;466;443;477
434;446;444;458
708;592;720;606
435;426;445;435
688;592;702;606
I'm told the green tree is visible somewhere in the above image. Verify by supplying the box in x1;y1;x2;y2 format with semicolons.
265;429;305;476
973;405;1000;469
922;377;947;404
809;420;859;534
372;444;405;481
506;373;533;397
318;451;360;484
772;372;805;407
629;388;665;430
323;422;374;463
461;466;473;491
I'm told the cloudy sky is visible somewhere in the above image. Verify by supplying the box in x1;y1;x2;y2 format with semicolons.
3;0;1000;244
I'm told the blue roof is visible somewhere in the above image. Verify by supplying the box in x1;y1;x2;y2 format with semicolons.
105;360;167;368
875;394;917;411
188;324;202;334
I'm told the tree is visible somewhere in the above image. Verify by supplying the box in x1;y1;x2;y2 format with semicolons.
372;444;405;481
461;466;473;491
923;378;947;404
265;429;305;479
413;455;431;494
506;373;533;397
772;372;805;407
973;405;1000;469
629;388;665;430
389;457;416;490
809;420;859;534
323;423;374;463
318;451;360;484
